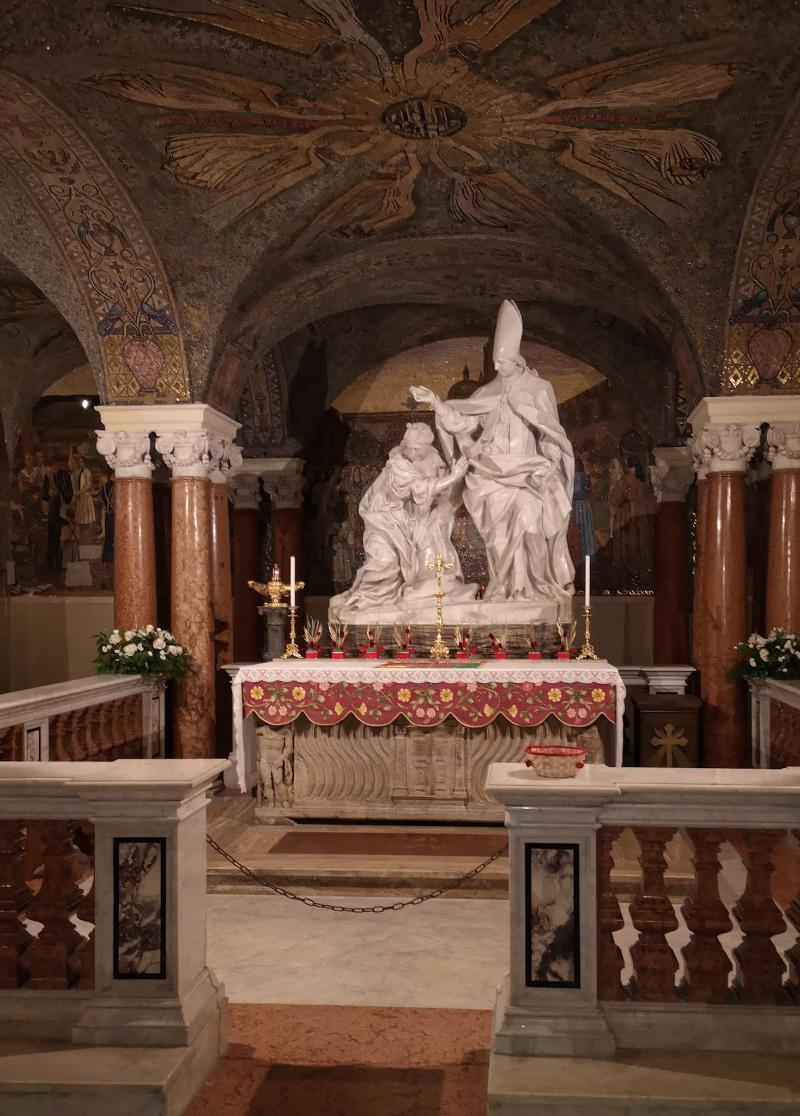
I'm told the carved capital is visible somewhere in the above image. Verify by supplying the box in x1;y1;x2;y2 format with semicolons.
700;423;760;474
154;430;211;478
650;446;693;503
229;473;261;510
767;421;800;470
261;465;305;510
95;430;153;479
208;435;244;485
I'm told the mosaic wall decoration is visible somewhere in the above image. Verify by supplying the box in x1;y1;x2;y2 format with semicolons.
0;72;189;403
10;398;114;594
91;3;732;236
525;842;580;988
723;92;800;391
113;837;167;979
304;383;656;597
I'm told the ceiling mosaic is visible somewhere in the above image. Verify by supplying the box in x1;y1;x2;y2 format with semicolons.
89;0;735;242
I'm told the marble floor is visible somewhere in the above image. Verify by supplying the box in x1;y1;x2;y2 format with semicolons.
207;891;509;1008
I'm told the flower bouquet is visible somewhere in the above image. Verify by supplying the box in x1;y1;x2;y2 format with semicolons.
393;624;414;659
488;629;508;660
453;626;477;659
328;621;348;659
524;624;541;660
359;625;384;660
94;625;190;680
731;628;800;680
303;617;322;659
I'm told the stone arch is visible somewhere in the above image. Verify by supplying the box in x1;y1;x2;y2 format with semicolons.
723;87;800;392
0;71;191;404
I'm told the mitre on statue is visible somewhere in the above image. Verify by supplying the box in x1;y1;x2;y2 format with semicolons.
492;299;524;365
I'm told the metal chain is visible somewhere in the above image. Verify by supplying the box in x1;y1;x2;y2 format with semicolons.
206;832;508;913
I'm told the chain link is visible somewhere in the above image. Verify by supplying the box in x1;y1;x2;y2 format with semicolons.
206;833;508;913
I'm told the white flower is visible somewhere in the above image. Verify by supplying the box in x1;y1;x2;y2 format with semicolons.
153;636;166;650
123;643;137;657
759;648;769;661
109;632;122;645
755;635;767;647
159;651;167;660
145;624;155;633
749;658;757;667
124;630;135;641
147;650;153;656
162;631;174;641
168;644;183;655
102;644;110;652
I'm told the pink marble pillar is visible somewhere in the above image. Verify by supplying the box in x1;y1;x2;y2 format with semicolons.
651;447;693;665
209;448;241;666
95;430;157;631
230;473;263;663
766;422;800;632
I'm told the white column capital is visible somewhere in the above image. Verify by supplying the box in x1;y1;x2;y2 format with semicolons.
209;436;243;485
694;423;760;474
229;473;261;510
155;430;213;478
650;445;693;503
95;430;153;479
239;457;305;510
767;421;800;470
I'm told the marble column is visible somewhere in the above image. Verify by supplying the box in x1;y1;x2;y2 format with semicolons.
691;443;708;671
209;444;242;666
95;430;157;631
156;411;241;759
766;422;800;632
691;410;760;768
230;473;263;663
650;446;693;665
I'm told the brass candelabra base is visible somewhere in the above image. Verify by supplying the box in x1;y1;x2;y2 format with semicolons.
576;605;599;660
282;604;302;659
429;633;450;662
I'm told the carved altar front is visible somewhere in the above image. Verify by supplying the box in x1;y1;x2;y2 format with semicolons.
225;660;625;823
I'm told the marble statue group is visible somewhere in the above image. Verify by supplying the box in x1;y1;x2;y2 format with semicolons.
329;300;576;625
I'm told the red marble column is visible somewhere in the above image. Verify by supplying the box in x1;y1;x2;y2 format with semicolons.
692;473;707;670
651;447;692;665
96;430;157;631
697;419;759;768
231;473;263;663
210;472;235;665
263;460;306;627
766;423;800;632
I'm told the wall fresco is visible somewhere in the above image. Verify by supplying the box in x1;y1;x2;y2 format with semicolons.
91;4;732;236
10;398;113;594
0;71;189;403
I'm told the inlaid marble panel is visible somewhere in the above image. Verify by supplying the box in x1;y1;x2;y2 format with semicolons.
114;837;166;979
525;843;580;988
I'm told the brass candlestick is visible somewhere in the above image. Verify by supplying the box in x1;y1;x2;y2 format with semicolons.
426;551;453;662
282;603;302;659
577;605;599;660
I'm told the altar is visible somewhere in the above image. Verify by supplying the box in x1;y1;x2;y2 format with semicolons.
224;659;625;824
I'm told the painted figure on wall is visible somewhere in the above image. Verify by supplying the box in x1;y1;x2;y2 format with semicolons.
609;455;653;586
571;458;596;563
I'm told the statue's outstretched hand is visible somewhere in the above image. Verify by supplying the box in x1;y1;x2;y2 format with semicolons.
451;455;469;480
411;385;438;406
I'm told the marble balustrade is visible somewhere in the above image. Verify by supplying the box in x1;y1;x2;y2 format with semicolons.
0;674;165;763
0;759;227;1057
748;677;800;769
486;763;800;1063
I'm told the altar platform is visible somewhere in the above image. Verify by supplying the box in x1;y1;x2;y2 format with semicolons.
224;659;624;823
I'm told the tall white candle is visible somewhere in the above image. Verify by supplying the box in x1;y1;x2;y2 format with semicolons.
584;554;590;609
290;556;296;607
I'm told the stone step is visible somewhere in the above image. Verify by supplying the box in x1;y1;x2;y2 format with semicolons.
0;1041;205;1116
488;1050;800;1114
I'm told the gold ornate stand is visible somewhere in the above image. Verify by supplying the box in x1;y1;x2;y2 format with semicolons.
426;551;453;662
577;605;599;660
282;603;302;659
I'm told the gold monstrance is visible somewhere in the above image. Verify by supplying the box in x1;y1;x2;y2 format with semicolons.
426;551;453;662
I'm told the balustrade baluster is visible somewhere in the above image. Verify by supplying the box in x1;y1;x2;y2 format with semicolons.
65;709;86;761
84;705;100;759
50;712;67;760
0;725;24;761
629;826;679;1001
733;829;786;1004
22;820;45;883
25;821;84;989
0;821;34;987
596;825;626;999
680;828;732;1002
109;698;123;754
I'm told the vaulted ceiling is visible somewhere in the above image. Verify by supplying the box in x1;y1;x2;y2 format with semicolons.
0;0;797;442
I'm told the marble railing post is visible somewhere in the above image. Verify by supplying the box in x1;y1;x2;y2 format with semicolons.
95;424;157;631
650;447;693;665
230;472;263;663
690;401;759;767
156;407;241;759
766;422;800;632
